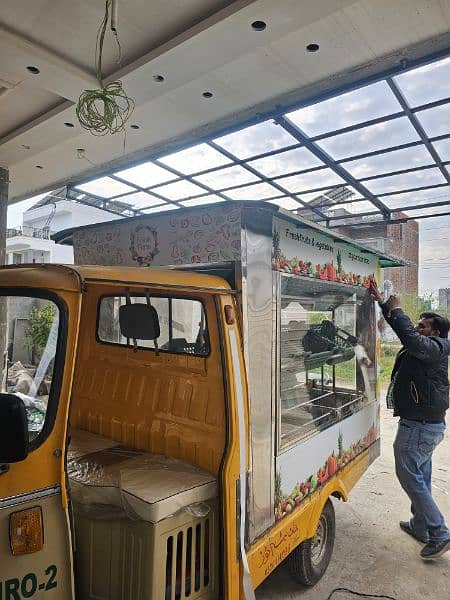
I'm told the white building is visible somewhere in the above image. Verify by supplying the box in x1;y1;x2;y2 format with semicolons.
6;189;122;265
438;288;450;313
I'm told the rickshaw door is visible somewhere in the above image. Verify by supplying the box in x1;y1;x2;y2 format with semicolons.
0;288;81;600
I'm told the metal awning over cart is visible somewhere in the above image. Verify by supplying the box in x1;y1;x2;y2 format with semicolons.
1;1;450;230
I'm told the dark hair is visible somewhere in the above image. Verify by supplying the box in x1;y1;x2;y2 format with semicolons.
420;312;450;338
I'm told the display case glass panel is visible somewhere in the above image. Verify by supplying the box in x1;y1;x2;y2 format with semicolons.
277;274;376;451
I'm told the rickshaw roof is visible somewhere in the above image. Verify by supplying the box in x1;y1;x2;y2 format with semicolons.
0;263;232;293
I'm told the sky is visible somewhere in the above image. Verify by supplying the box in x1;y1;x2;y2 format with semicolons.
419;215;450;294
8;56;450;296
7;195;46;228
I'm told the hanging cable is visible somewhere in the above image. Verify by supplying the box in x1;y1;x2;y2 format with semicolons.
76;0;134;136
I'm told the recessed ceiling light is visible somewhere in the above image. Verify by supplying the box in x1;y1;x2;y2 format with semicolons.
251;20;267;31
35;165;43;169
153;75;165;82
306;43;320;53
202;91;214;98
64;122;74;128
26;66;40;74
130;124;140;129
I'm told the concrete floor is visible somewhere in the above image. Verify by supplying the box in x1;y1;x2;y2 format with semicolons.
256;406;449;600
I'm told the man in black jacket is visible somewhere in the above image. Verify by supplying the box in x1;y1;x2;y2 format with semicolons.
371;282;450;560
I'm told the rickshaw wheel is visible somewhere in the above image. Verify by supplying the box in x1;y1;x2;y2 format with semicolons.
288;498;335;586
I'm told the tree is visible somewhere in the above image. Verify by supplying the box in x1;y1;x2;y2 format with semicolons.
398;292;435;323
25;304;56;361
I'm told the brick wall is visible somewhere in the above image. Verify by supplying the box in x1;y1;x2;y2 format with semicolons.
336;213;419;295
386;216;419;295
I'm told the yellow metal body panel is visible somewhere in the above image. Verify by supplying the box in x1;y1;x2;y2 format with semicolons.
70;283;227;474
0;266;83;600
73;264;231;291
0;495;75;598
0;264;82;293
215;295;251;600
0;263;230;293
0;286;81;501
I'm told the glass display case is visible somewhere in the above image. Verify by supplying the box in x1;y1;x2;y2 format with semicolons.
277;274;376;450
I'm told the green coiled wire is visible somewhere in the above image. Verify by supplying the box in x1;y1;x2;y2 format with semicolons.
76;0;134;136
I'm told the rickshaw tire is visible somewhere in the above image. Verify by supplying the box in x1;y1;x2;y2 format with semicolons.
287;498;336;587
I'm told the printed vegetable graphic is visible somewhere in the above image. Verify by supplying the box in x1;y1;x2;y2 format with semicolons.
274;425;378;522
271;251;374;288
327;453;337;476
338;430;343;457
317;464;329;486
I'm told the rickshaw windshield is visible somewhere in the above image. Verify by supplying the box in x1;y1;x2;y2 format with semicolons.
0;293;63;443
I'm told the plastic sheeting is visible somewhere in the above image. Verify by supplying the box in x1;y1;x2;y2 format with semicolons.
68;429;217;523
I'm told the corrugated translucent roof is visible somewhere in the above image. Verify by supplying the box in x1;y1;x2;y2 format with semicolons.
67;54;450;227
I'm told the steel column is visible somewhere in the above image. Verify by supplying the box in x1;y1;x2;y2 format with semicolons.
0;167;9;389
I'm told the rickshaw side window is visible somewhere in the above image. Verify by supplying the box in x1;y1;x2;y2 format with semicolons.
278;274;376;451
97;295;209;356
1;296;60;441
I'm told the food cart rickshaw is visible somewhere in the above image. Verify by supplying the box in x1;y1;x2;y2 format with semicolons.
0;202;401;599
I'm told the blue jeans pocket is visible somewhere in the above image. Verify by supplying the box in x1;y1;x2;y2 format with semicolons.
394;421;414;449
418;428;444;455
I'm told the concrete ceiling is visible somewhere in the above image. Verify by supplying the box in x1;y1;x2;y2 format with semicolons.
1;0;450;203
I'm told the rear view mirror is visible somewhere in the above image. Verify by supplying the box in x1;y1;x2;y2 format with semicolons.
0;393;29;463
119;303;160;340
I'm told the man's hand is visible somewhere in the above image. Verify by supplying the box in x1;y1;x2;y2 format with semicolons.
369;280;383;303
369;281;401;310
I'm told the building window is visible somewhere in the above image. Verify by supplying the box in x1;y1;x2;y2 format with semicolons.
12;253;23;264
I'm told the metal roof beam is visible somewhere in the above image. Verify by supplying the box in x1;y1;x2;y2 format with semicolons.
310;111;404;142
326;197;450;221
207;140;328;220
308;94;450;144
329;210;450;227
103;150;258;208
338;140;424;163
330;132;450;165
66;188;137;218
296;196;373;212
276;116;391;218
377;182;449;197
358;163;438;183
386;78;450;187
